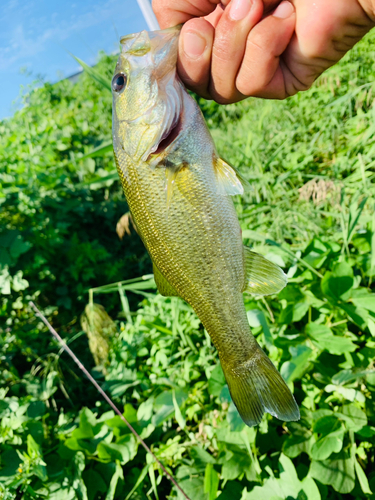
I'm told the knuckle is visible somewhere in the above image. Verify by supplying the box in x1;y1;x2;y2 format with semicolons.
210;80;238;104
214;96;233;105
245;37;266;54
212;42;235;64
235;76;253;97
236;64;267;96
210;88;235;104
283;70;313;95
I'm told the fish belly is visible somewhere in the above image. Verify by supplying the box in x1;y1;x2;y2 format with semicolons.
116;149;300;427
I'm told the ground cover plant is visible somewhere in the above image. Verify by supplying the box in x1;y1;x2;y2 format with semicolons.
1;28;375;500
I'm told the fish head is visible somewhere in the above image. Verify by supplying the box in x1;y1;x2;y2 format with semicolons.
112;26;183;164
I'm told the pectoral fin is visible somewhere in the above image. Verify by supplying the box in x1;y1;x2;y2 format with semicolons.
214;157;250;196
243;247;287;295
164;163;183;210
153;263;180;297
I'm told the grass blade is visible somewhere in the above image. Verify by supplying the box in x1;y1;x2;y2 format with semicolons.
125;464;150;500
80;142;113;159
70;53;111;91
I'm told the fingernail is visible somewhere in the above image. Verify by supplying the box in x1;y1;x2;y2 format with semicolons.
229;0;253;21
183;31;207;59
273;1;294;18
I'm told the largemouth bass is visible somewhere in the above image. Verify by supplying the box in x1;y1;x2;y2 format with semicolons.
112;27;299;426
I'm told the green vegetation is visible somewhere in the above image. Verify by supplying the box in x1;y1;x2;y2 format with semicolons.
1;30;375;500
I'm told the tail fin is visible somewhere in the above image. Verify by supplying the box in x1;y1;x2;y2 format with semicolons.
223;349;300;427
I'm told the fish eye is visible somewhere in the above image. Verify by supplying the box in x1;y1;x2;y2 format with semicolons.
112;73;127;93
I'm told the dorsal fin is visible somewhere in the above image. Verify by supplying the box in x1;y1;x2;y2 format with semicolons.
213;157;250;196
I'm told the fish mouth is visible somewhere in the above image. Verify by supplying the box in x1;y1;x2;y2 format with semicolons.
151;114;182;157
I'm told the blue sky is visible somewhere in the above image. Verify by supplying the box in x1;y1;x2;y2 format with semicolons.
0;0;148;119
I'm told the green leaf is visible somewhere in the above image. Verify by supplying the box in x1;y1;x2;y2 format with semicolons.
105;461;124;500
152;389;188;427
97;435;137;464
12;271;29;291
9;234;32;260
72;451;88;500
176;474;205;500
321;261;354;303
64;437;97;455
310;434;344;461
356;425;375;438
313;415;339;435
72;408;97;439
190;446;216;467
0;449;20;480
148;459;159;500
300;476;321;500
311;415;346;460
293;300;310;322
280;344;313;383
27;401;46;419
339;302;369;329
82;469;107;500
283;425;313;458
332;369;373;385
227;402;245;432
351;288;375;313
208;364;226;397
306;323;356;354
216;481;244;500
347;197;367;244
0;266;12;295
27;434;41;455
221;450;251;481
247;309;273;346
204;463;219;500
354;459;372;495
324;384;359;401
336;404;367;432
243;454;320;500
172;389;186;429
124;464;150;500
310;450;355;494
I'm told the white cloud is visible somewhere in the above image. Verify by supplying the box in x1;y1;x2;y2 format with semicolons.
0;0;134;71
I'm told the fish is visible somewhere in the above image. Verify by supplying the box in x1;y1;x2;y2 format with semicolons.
111;26;300;427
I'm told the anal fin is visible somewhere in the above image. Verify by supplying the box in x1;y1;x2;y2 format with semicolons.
243;247;287;295
153;263;180;297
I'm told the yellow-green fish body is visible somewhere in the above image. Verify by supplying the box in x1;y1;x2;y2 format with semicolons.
112;27;299;426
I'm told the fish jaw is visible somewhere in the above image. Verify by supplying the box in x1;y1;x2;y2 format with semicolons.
112;27;185;165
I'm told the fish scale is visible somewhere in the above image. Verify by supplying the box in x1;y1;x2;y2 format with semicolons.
112;26;300;427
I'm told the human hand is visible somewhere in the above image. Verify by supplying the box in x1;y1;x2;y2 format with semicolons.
152;0;375;103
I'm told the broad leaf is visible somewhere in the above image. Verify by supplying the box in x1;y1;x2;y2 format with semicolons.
310;450;355;494
306;323;356;354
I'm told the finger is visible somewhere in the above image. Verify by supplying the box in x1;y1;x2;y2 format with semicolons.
152;0;221;29
235;1;296;99
281;0;375;93
178;18;215;99
209;0;264;103
221;0;281;14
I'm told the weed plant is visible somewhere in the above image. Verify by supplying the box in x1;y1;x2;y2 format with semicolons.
1;30;375;500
